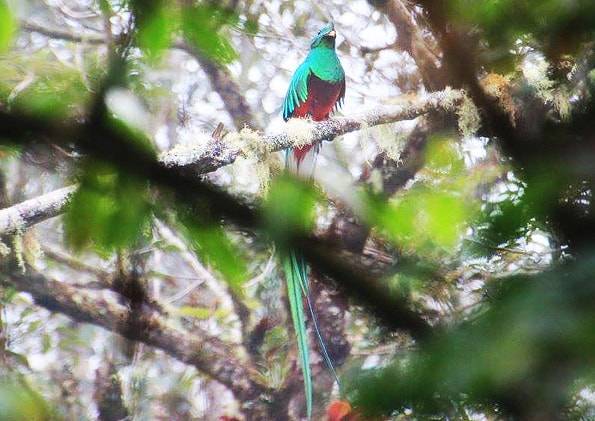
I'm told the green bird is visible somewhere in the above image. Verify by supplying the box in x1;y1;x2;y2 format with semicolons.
281;21;345;418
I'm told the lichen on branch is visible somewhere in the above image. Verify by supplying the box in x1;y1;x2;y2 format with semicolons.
1;89;465;236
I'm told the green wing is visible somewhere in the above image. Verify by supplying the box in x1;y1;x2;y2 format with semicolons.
282;61;311;121
283;251;313;418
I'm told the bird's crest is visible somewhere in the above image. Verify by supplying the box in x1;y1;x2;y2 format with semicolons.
310;22;336;49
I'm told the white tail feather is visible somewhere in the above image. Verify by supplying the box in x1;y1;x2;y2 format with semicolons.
285;144;320;179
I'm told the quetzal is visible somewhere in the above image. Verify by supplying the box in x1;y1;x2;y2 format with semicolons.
281;22;345;418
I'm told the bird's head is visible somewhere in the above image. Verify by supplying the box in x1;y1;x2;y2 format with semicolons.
310;22;337;49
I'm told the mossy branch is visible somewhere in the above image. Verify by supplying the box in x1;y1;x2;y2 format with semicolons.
0;185;76;235
0;89;463;236
161;88;464;173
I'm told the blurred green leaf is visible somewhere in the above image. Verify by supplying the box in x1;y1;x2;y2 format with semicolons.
65;162;152;253
426;192;469;247
364;135;474;252
6;350;31;370
1;286;17;304
449;0;595;66
41;334;51;354
182;3;238;64
243;17;259;37
349;257;595;416
176;306;228;320
0;0;15;53
98;0;112;15
468;167;564;258
468;197;531;258
132;0;176;60
264;175;321;242
177;208;247;294
27;320;42;334
0;52;92;118
176;306;211;319
0;381;53;421
424;135;465;176
366;187;470;251
388;272;424;300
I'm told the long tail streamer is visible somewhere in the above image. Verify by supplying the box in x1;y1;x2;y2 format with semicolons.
284;251;314;417
283;147;340;419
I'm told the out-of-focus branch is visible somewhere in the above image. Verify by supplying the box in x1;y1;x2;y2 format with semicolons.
1;268;262;403
42;245;112;284
155;220;250;347
369;0;444;90
0;89;463;236
94;361;129;421
177;42;261;131
1;88;443;339
20;21;259;131
413;0;595;255
20;21;105;44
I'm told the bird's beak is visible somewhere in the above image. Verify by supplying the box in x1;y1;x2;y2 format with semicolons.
327;30;336;38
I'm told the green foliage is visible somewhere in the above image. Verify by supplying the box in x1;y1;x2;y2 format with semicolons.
0;381;53;421
365;136;474;253
97;0;112;15
64;162;152;253
254;325;292;389
131;0;176;60
181;3;239;64
345;258;595;417
449;0;595;70
0;0;15;53
0;52;92;118
424;135;465;176
263;175;322;243
176;207;247;294
176;306;228;320
470;205;526;258
0;286;17;304
129;1;254;64
243;17;259;37
467;167;566;258
366;188;468;251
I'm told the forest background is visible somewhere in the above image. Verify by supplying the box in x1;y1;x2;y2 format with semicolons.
1;0;595;420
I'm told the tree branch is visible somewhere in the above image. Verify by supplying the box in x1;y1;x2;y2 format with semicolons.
2;268;262;403
20;20;259;131
160;89;463;174
0;89;462;236
370;0;444;90
42;245;112;288
94;361;129;421
20;21;105;44
1;77;461;341
177;42;261;131
0;185;76;235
